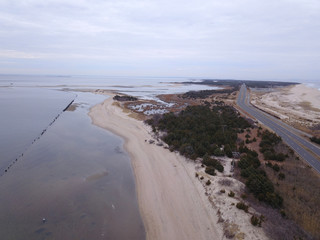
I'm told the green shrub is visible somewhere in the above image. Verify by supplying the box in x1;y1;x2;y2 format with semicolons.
205;166;216;176
213;148;224;156
250;215;262;227
272;164;280;172
278;172;285;180
236;202;249;212
238;154;260;169
202;154;224;172
265;192;283;208
266;162;273;168
228;191;235;197
310;136;320;145
241;194;247;199
246;174;275;200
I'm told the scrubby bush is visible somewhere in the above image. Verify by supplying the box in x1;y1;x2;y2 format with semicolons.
241;193;247;199
266;162;273;168
278;172;285;180
238;152;260;169
205;166;216;176
265;192;283;208
202;154;224;173
251;215;262;227
272;164;280;172
236;202;249;212
237;130;284;208
310;136;320;145
259;130;286;162
228;191;235;197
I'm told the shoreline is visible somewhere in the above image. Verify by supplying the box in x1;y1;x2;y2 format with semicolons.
88;94;223;240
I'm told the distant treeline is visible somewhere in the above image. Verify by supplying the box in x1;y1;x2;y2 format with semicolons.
181;80;298;99
182;86;238;99
183;79;299;88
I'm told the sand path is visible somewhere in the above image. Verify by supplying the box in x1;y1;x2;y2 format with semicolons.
89;95;222;240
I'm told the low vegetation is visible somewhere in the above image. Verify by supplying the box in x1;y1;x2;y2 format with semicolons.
228;191;235;197
182;79;298;89
113;95;138;101
251;215;263;227
259;130;287;161
236;202;249;212
238;128;320;239
146;105;251;160
310;136;320;145
203;154;224;173
182;87;238;99
238;147;283;209
145;91;319;239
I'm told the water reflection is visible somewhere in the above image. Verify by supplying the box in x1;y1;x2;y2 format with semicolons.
0;92;145;240
0;87;75;173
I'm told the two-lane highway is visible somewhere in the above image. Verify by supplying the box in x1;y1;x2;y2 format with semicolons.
237;84;320;174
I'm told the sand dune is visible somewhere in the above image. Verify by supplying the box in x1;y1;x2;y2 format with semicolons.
250;84;320;135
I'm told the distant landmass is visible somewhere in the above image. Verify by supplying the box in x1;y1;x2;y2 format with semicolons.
183;79;299;88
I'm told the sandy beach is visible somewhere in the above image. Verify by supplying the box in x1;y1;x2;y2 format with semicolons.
250;84;320;135
89;95;223;239
89;93;270;240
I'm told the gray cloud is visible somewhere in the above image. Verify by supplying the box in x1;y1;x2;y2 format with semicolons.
0;0;319;80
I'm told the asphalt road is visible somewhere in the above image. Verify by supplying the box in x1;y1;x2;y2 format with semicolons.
237;84;320;174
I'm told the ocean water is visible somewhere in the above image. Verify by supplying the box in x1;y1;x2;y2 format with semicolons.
0;74;219;100
299;79;320;91
0;74;217;240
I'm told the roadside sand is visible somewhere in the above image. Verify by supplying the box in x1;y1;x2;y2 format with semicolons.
89;94;270;240
250;84;320;135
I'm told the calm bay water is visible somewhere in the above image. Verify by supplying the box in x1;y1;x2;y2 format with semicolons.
0;74;217;239
0;91;144;239
0;87;75;173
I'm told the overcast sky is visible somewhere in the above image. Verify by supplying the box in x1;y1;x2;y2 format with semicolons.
0;0;319;80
